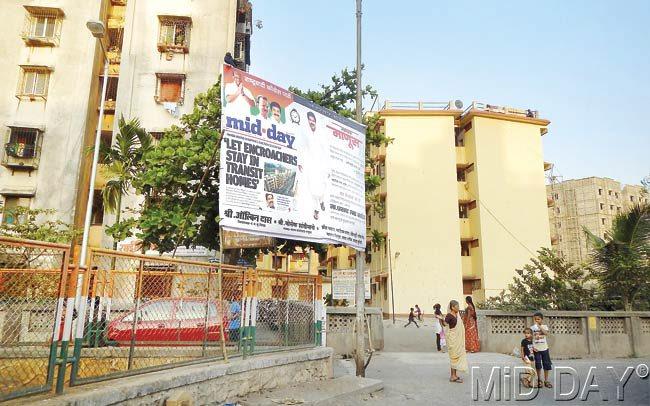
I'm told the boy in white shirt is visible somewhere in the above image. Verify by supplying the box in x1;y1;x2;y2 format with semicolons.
531;312;553;388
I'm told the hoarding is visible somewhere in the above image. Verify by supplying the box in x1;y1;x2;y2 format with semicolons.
219;65;366;250
332;268;371;301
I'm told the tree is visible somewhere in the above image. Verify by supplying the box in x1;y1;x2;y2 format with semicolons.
480;248;595;311
0;206;77;243
584;203;650;310
102;116;153;247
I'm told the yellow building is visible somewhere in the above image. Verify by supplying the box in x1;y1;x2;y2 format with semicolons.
365;101;551;316
547;177;648;264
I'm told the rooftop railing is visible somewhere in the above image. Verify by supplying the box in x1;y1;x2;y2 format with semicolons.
382;100;454;110
463;101;540;119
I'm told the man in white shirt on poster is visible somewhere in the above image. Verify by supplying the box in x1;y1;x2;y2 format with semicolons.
224;71;254;114
298;111;330;220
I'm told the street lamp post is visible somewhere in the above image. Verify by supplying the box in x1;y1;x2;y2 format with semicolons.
354;0;366;378
74;20;109;320
79;20;110;269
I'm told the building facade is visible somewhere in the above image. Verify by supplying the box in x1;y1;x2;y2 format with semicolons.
366;102;551;316
547;177;647;265
0;1;107;227
0;1;252;255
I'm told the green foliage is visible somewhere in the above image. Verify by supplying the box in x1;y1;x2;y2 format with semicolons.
101;116;154;214
0;207;78;243
323;293;348;307
584;203;650;310
480;248;596;311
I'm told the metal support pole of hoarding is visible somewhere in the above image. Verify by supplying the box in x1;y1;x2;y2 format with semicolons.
354;0;366;378
218;228;229;362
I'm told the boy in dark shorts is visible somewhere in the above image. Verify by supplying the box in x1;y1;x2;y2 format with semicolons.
531;312;552;388
520;327;537;388
404;307;420;328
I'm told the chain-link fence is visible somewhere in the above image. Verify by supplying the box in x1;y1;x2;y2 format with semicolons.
69;249;245;385
0;237;70;402
250;271;319;355
0;237;322;401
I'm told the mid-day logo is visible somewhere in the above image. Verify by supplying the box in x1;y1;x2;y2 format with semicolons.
225;115;296;149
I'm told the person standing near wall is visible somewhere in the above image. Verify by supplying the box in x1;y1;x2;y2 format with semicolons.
463;296;480;352
444;300;468;383
433;303;444;351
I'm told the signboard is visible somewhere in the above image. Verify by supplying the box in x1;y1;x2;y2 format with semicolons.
219;65;366;250
332;268;370;301
222;230;275;249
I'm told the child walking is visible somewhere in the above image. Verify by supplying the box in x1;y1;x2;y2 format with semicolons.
404;307;420;328
531;312;553;388
520;327;537;388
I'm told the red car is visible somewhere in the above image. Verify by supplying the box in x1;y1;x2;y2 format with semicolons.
107;298;228;345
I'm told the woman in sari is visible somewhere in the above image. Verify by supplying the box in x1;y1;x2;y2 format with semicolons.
444;300;468;383
463;296;480;353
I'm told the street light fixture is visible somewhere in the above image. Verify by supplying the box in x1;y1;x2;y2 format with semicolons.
86;20;106;38
75;20;110;313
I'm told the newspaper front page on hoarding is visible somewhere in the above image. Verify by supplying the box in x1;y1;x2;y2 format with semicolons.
219;65;366;250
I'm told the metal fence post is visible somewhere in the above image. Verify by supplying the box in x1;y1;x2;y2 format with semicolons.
69;261;92;386
56;263;78;394
201;266;212;357
127;258;144;370
48;250;69;390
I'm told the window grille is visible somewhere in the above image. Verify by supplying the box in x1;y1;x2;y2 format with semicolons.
2;127;42;169
21;6;63;46
17;66;51;100
158;16;192;53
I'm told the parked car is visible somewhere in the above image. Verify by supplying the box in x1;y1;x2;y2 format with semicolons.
107;298;228;345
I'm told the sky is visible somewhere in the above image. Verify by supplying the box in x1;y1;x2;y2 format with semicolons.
249;0;649;186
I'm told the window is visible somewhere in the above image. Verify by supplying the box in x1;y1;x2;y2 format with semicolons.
599;203;604;210
608;190;612;196
139;301;174;322
158;16;191;53
554;193;559;200
99;76;119;109
155;73;185;104
3;126;42;169
456;168;466;182
91;190;104;225
615;192;619;199
555;207;560;214
598;188;602;195
2;196;30;224
601;218;606;225
382;278;388;300
460;241;470;256
556;222;561;228
272;280;287;299
272;255;283;270
459;203;468;218
617;206;621;212
177;301;206;320
21;6;63;46
17;66;51;99
610;205;614;210
99;131;112;163
630;196;635;202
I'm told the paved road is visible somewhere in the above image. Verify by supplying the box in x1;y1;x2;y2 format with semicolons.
335;318;650;405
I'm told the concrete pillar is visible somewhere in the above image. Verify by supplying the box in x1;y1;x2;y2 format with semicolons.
585;316;601;357
629;316;641;358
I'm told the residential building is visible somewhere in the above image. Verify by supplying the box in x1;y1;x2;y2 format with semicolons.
0;1;107;229
365;101;551;316
0;1;252;256
547;177;648;264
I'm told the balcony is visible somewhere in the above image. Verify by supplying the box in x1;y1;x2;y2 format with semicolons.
461;257;476;279
459;218;472;241
456;146;468;168
457;181;471;202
